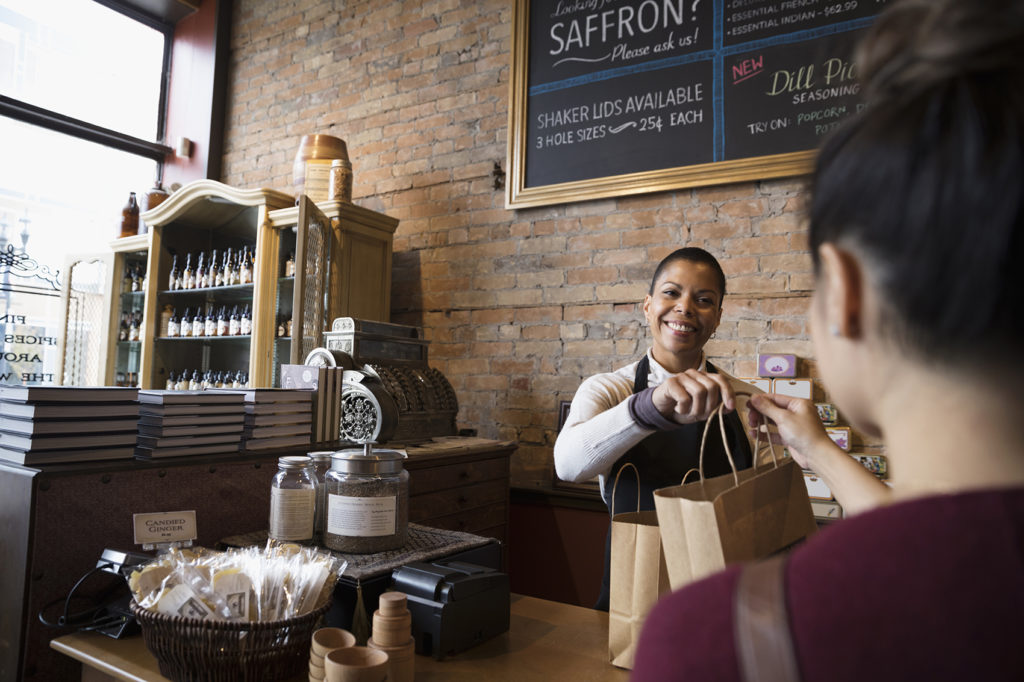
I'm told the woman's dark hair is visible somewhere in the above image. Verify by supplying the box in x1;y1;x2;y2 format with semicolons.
648;247;726;300
809;0;1024;362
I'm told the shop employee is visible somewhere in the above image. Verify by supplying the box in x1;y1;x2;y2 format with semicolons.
553;247;759;611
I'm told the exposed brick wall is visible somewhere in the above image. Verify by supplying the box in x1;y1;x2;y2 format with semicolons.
221;0;879;489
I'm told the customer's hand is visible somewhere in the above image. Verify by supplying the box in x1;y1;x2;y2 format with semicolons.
652;370;736;425
747;393;836;470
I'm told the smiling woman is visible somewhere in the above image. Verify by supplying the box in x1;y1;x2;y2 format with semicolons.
552;246;757;611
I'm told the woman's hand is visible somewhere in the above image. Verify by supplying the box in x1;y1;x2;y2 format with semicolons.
746;394;834;470
651;370;736;425
747;393;891;515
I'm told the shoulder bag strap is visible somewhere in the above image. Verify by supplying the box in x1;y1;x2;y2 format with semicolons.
734;555;802;682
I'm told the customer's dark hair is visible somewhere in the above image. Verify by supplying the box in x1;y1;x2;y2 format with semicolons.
648;247;726;300
809;0;1024;362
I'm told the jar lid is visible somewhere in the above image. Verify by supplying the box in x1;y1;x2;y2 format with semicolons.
278;455;311;469
308;450;334;462
330;446;406;475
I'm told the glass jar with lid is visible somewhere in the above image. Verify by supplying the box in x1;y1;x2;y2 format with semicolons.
323;445;408;554
308;451;334;544
269;455;317;545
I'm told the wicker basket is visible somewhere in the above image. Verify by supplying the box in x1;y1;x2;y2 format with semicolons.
130;599;330;682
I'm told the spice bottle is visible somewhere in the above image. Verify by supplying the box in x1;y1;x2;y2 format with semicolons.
308;451;334;544
269;455;317;545
169;254;181;290
239;245;253;285
128;313;140;342
204;308;216;337
216;306;228;337
210;249;221;287
182;253;194;290
192;308;204;337
239;304;251;336
328;158;353;203
119;192;139;238
167;308;180;338
180;307;192;337
228;305;240;336
323;445;409;553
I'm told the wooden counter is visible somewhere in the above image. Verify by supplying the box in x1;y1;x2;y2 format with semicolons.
2;437;514;681
52;594;629;681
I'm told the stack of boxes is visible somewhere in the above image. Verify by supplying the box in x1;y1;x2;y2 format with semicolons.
742;354;889;522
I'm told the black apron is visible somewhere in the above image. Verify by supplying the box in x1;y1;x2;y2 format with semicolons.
593;356;753;611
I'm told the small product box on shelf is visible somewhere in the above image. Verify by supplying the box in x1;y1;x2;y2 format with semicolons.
739;377;772;393
852;452;887;477
772;378;813;400
811;499;843;521
803;471;834;500
815;403;839;425
758;354;798;378
826;426;852;451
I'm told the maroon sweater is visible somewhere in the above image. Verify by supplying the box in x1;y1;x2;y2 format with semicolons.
631;489;1024;681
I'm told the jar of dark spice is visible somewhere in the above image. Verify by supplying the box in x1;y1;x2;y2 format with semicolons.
323;445;408;553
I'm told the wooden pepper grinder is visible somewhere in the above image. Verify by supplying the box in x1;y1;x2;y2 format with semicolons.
367;591;415;682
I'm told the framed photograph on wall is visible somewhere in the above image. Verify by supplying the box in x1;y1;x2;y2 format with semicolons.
552;398;601;494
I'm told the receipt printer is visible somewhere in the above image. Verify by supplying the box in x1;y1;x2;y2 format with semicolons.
391;559;510;659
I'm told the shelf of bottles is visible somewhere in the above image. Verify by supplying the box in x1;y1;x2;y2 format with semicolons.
154;244;258;389
271;229;298;386
114;251;148;387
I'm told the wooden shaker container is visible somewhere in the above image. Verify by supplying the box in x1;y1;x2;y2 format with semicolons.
367;591;415;682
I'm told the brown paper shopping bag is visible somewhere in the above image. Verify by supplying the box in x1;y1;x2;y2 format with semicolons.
653;402;817;591
608;463;672;669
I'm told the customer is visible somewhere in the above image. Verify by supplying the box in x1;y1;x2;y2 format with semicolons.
632;0;1024;679
554;247;758;611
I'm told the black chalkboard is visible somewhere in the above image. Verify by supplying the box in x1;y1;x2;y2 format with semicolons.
506;0;891;208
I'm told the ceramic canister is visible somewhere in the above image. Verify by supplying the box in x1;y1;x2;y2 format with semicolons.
294;134;349;202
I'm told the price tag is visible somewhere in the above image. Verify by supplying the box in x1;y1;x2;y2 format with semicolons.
133;510;197;546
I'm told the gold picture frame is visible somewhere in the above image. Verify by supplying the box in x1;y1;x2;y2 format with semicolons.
505;0;869;210
552;399;601;494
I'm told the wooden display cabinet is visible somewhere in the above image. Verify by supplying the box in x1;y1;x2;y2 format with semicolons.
56;252;114;387
58;237;153;387
59;181;400;389
265;197;398;385
105;234;150;387
138;180;294;388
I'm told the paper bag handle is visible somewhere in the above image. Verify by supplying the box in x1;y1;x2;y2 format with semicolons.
697;403;741;489
734;390;781;469
687;389;785;490
610;462;641;515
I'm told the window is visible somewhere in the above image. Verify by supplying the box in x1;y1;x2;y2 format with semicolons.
0;0;171;386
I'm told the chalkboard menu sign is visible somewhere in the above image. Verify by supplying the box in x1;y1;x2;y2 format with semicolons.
506;0;891;208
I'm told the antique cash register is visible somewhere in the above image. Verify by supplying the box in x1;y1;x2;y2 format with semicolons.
303;317;458;445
